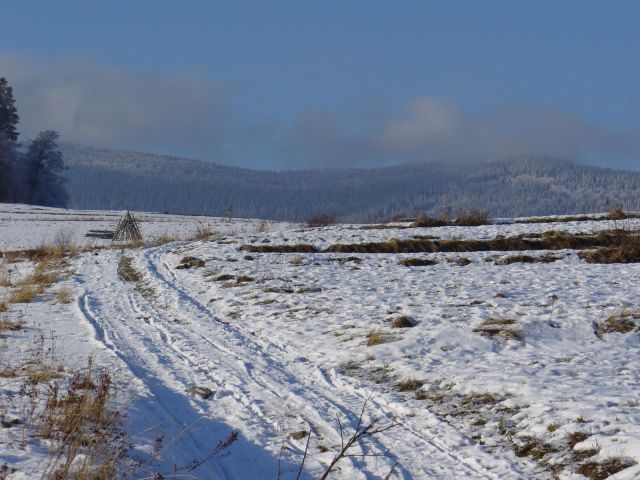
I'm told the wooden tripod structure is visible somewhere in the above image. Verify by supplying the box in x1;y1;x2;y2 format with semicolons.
113;210;142;242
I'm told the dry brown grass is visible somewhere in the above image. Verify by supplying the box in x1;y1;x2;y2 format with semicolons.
117;256;142;283
579;231;640;263
389;316;417;328
192;224;216;241
495;253;560;265
7;254;64;304
412;213;450;228
176;256;205;269
575;457;636;480
411;209;490;227
242;243;319;253
399;257;437;267
516;206;637;224
56;286;73;304
25;364;64;384
0;301;7;313
0;317;23;332
396;378;424;392
512;436;559;460
289;256;305;266
595;309;640;337
0;260;11;287
243;230;627;254
38;363;129;479
366;330;395;346
473;317;524;342
324;229;625;254
9;283;45;303
455;209;490;226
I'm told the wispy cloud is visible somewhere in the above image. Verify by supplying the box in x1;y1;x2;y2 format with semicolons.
287;97;640;168
2;53;639;169
0;53;233;159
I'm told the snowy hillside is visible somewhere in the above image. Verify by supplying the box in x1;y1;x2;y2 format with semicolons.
1;204;639;479
61;143;640;221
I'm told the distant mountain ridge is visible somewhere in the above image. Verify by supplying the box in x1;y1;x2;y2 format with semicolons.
60;143;640;221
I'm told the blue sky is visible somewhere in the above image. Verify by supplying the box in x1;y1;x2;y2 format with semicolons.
1;1;639;169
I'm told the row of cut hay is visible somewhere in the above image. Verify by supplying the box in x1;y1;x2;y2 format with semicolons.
242;229;628;255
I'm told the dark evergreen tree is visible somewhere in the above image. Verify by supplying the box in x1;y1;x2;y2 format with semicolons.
0;77;19;142
26;131;68;207
0;132;14;201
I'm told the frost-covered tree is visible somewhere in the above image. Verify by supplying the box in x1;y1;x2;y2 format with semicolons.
0;77;19;142
25;131;69;207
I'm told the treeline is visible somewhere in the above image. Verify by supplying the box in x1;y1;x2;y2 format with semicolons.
60;143;640;221
0;77;68;207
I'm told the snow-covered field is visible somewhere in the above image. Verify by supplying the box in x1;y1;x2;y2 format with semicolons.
1;204;639;479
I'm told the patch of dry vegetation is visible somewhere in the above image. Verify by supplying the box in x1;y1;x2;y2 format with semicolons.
473;317;524;342
7;254;64;304
192;224;216;241
412;209;490;227
495;253;560;265
389;316;417;328
516;205;638;224
575;457;636;480
455;209;490;226
579;231;640;263
176;256;205;269
117;256;142;283
594;309;640;337
366;330;395;346
242;243;319;253
56;286;73;304
399;257;437;267
327;230;625;254
242;229;625;254
149;233;175;247
396;378;424;392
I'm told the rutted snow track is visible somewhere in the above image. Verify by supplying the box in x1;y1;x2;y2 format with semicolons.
72;243;530;479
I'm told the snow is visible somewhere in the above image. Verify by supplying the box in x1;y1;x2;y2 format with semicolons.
1;204;639;479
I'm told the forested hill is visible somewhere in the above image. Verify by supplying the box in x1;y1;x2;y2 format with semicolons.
60;143;640;221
